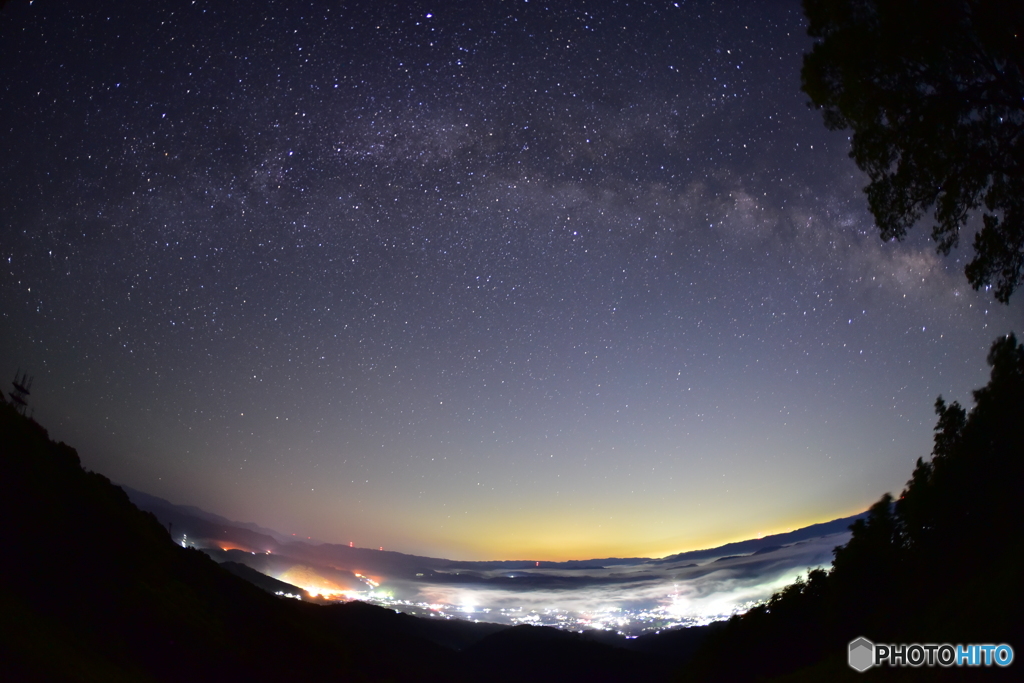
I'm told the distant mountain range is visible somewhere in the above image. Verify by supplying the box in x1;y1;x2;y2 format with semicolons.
0;393;875;682
123;484;866;574
650;513;868;564
124;486;299;543
0;399;726;680
119;484;863;634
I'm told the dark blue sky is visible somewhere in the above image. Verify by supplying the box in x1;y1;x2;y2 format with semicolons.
2;0;1018;559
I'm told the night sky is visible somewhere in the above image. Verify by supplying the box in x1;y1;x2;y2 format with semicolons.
2;0;1019;561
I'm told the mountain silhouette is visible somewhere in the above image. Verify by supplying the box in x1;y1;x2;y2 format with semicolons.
0;397;715;681
10;331;1016;683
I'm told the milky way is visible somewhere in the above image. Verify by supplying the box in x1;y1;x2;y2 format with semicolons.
2;0;1019;560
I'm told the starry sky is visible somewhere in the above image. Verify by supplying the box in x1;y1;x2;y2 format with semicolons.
1;0;1019;561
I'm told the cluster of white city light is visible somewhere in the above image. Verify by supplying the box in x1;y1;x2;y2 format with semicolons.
342;593;762;637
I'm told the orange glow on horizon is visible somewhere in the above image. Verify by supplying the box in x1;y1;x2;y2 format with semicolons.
359;505;870;563
215;541;252;552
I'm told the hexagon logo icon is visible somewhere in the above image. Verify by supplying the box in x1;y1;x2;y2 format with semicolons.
849;637;875;672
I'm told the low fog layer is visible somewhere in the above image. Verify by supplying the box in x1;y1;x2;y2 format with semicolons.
390;533;846;629
204;530;848;634
129;486;855;634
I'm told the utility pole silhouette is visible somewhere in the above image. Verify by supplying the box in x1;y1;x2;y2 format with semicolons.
9;369;33;416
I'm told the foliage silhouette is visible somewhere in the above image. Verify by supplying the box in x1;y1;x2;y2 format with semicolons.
801;0;1024;302
678;334;1024;680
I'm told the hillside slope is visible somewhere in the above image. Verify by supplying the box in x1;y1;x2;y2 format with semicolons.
0;400;464;682
0;399;714;681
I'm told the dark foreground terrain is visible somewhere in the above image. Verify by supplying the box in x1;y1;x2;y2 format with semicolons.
0;396;710;682
2;335;1022;681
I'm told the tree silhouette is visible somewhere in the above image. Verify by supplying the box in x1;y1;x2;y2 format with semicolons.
679;334;1024;680
801;0;1024;302
896;334;1024;562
